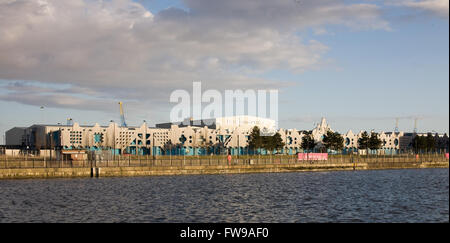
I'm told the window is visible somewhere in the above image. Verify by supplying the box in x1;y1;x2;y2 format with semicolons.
345;138;350;146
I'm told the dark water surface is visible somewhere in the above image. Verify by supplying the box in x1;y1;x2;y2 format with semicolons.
0;168;448;223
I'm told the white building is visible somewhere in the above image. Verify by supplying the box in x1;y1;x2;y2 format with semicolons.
5;117;448;156
215;116;276;131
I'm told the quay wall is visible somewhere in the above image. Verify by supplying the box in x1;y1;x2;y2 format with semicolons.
0;160;448;179
0;167;92;179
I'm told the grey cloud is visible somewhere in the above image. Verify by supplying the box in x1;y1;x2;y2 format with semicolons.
281;115;322;124
0;92;115;112
182;0;390;31
0;88;144;114
3;82;54;93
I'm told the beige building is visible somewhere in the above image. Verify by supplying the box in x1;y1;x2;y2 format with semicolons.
5;117;448;156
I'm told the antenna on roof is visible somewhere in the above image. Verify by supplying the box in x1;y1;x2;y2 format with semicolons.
394;118;399;133
413;118;418;134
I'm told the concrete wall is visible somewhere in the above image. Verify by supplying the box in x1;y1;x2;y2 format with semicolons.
5;149;21;156
0;167;92;179
0;160;447;179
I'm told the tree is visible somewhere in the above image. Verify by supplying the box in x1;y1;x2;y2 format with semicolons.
248;126;263;154
412;135;427;153
322;130;344;152
213;141;226;155
261;132;285;154
163;140;174;155
322;131;332;150
272;132;285;153
301;131;316;152
425;133;436;152
436;134;449;152
368;132;383;150
358;131;370;150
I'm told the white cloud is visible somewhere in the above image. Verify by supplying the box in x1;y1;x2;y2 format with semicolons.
0;0;390;113
398;0;449;18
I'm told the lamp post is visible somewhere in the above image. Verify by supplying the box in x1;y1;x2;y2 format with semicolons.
237;134;240;159
167;140;173;165
111;120;115;164
152;132;155;160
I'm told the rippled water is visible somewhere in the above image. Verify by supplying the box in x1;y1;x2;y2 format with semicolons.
0;168;448;223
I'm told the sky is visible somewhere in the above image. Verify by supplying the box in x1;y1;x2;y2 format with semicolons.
0;0;448;143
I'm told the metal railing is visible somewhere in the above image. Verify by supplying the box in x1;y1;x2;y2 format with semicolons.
0;154;448;169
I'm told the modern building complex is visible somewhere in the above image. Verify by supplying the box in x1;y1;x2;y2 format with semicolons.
155;115;276;131
4;117;449;156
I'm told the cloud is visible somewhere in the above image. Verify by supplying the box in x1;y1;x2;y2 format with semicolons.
181;0;390;31
0;82;125;112
0;91;117;112
0;0;390;113
397;0;449;18
281;115;321;124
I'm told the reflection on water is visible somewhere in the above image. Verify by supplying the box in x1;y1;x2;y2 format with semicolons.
0;168;448;222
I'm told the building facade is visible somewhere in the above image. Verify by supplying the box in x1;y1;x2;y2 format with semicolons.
5;117;449;156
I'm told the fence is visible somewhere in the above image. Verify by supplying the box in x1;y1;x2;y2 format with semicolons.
0;153;448;169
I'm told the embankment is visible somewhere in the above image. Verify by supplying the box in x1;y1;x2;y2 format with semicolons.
0;160;447;179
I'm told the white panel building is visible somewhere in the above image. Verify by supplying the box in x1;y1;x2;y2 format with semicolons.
5;117;448;156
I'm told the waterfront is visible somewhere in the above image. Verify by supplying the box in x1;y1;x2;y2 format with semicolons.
0;168;448;223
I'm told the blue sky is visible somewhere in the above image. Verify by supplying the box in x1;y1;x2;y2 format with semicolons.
0;0;448;144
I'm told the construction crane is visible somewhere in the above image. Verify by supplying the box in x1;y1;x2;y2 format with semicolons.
118;102;127;127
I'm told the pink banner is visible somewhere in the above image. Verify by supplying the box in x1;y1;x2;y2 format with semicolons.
446;153;449;159
298;153;328;161
298;153;308;160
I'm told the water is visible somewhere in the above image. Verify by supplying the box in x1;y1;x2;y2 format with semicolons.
0;168;448;223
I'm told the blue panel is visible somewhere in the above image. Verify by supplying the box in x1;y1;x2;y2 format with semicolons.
94;134;102;143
